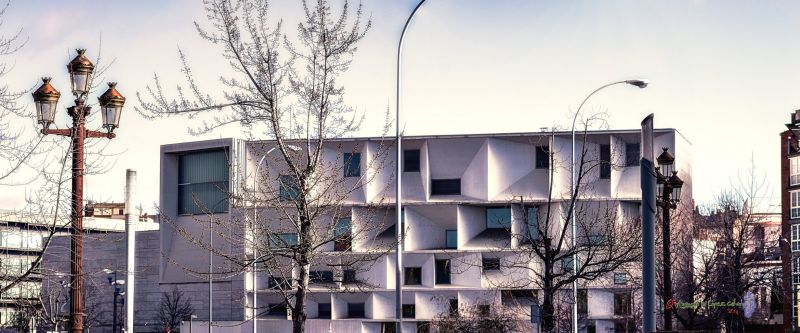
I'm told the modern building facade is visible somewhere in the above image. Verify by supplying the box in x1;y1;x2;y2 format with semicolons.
148;128;692;333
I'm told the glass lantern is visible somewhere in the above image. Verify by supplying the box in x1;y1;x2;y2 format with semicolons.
32;77;60;128
98;82;126;132
67;49;95;96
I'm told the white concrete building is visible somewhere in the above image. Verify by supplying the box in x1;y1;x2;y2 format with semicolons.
152;128;692;333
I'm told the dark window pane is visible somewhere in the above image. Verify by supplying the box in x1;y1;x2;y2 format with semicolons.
310;271;334;283
435;260;451;285
381;322;396;333
404;267;422;285
178;149;229;214
486;207;511;229
279;175;300;201
334;218;352;251
417;322;430;333
431;179;461;195
445;230;457;249
600;144;611;179
268;276;290;290
343;269;357;284
477;304;490;317
269;302;288;316
614;292;632;316
536;146;550;169
448;299;459;316
348;303;365;318
482;258;501;271
402;304;416;318
527;206;539;241
577;289;588;315
404;149;420;172
625;143;640;167
270;233;298;248
318;303;331;319
343;153;361;177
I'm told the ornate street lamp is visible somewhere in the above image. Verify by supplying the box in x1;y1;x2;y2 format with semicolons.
98;82;125;133
34;49;125;333
32;77;60;129
655;147;683;331
67;49;94;96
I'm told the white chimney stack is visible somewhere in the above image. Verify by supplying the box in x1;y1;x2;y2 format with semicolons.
124;169;136;332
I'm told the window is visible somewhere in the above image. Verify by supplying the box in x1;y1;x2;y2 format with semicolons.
404;149;420;172
342;269;358;284
416;322;430;333
435;259;451;285
343;152;361;177
178;150;229;214
402;304;416;318
614;322;635;333
431;179;461;195
793;191;800;219
269;302;288;316
482;257;501;271
793;224;800;252
614;272;628;285
268;276;291;290
577;289;588;315
562;257;579;272
348;303;365;318
448;299;459;316
404;267;422;285
536;146;550;169
486;207;511;229
600;144;611;179
279;175;300;201
318;303;331;319
334;218;352;251
614;292;632;316
625;143;640;167
270;233;298;248
310;271;334;283
792;157;800;185
445;230;457;249
477;304;490;317
527;206;539;242
381;322;396;333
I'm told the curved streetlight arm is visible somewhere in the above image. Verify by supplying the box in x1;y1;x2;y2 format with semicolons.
568;79;647;333
396;2;426;333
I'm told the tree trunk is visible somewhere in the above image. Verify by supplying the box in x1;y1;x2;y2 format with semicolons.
541;262;556;333
292;261;310;333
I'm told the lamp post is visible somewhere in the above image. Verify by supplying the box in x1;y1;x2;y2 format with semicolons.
252;145;299;333
569;79;647;333
655;147;683;332
396;2;426;332
33;49;125;333
103;269;126;333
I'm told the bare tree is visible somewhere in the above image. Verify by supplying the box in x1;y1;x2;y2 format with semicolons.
428;301;524;333
467;116;642;333
136;1;397;333
157;288;195;333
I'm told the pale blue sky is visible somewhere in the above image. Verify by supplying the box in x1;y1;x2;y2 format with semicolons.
2;0;798;212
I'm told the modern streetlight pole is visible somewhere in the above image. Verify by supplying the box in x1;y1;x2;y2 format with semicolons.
395;1;426;332
33;49;126;333
252;145;299;333
103;269;126;333
569;79;647;333
655;148;684;332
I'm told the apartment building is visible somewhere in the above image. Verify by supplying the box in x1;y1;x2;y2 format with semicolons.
781;110;800;331
148;128;692;333
0;206;156;327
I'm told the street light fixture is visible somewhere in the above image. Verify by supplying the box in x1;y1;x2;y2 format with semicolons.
655;147;683;331
569;78;648;333
103;269;126;333
33;48;125;333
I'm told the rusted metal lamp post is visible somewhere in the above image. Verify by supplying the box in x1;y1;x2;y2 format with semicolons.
655;147;684;332
32;48;126;333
